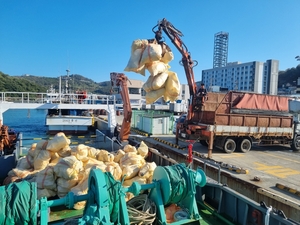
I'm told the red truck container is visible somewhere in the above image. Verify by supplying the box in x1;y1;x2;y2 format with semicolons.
176;91;300;155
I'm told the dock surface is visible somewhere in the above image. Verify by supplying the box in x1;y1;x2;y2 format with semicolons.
94;115;300;221
129;131;300;220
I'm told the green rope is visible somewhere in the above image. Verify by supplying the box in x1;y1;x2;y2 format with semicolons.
104;172;121;223
164;164;188;205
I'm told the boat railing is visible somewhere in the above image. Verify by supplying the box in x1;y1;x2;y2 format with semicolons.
0;92;116;105
12;132;25;157
95;129;122;152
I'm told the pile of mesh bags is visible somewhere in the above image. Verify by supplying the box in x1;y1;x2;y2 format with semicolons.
4;132;157;210
124;39;181;104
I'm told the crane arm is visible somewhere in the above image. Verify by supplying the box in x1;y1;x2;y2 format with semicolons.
152;18;199;120
110;72;132;142
152;18;198;97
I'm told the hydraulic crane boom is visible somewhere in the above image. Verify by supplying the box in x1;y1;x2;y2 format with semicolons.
152;18;199;121
152;19;198;96
110;72;132;143
151;18;209;148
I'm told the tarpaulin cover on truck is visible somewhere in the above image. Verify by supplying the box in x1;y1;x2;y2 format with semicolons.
233;93;289;112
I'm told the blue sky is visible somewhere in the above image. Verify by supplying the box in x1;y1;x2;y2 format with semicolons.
1;0;300;85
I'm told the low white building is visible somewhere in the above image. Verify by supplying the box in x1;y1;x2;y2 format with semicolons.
112;79;145;108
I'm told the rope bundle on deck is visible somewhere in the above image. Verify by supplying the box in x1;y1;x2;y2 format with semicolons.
127;194;156;225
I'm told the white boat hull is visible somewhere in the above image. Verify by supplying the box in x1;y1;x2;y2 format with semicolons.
46;115;93;134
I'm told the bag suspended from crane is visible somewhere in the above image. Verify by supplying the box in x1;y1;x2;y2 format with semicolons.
164;71;181;102
140;43;163;65
124;38;180;104
130;39;149;54
124;39;150;76
160;43;174;64
145;88;166;104
142;72;169;93
146;61;170;76
124;39;169;76
124;48;146;76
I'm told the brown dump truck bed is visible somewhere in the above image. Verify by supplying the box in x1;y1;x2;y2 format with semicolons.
194;91;293;128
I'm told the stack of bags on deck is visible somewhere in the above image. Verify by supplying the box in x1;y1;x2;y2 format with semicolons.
4;132;157;210
124;39;181;104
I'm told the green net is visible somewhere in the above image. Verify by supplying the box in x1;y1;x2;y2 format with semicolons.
0;181;37;225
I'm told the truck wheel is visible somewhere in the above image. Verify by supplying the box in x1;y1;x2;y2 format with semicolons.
223;138;236;153
291;135;300;152
200;140;208;147
237;138;252;153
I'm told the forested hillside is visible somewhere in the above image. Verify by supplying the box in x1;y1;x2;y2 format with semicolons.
17;74;112;94
1;64;300;93
278;65;300;87
0;72;46;92
0;72;111;94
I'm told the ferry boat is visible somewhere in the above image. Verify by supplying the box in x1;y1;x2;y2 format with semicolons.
46;108;94;135
45;84;95;134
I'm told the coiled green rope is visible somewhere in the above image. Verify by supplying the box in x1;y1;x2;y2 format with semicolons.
164;164;188;204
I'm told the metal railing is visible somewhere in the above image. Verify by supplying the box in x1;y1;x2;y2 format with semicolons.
0;92;116;105
0;92;144;109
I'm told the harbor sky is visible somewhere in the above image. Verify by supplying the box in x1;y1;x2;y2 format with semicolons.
1;0;299;84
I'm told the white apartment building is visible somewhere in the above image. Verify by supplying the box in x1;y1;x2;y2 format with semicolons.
112;79;145;107
201;59;279;95
179;84;190;102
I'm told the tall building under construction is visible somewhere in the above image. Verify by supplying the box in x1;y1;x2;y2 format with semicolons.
213;32;229;68
202;31;279;95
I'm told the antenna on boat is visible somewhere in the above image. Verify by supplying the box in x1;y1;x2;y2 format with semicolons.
58;70;62;104
66;69;70;94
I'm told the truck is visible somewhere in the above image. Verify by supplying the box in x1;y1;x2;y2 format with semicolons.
176;90;300;157
151;19;300;157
